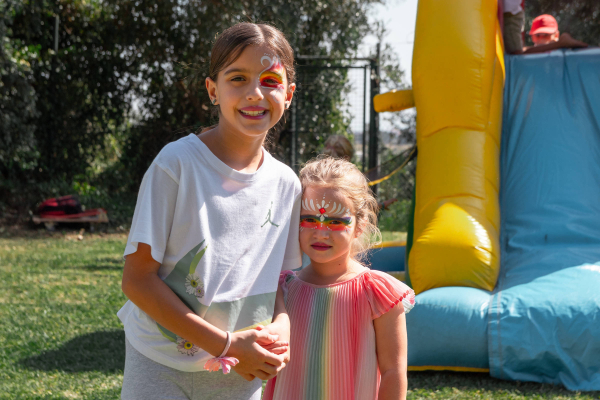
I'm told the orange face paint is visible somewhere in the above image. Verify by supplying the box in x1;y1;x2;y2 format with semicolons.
259;55;285;90
300;216;352;232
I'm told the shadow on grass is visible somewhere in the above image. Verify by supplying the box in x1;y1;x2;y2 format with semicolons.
21;329;125;373
408;371;600;397
79;257;124;271
80;264;124;271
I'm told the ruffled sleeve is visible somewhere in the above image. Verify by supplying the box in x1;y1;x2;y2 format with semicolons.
279;270;296;299
364;270;415;319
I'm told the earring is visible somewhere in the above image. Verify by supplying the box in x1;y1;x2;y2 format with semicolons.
285;101;290;109
211;98;217;105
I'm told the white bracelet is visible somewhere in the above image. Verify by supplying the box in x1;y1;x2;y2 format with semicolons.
218;331;232;358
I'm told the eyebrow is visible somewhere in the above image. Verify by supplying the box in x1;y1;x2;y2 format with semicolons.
223;67;250;75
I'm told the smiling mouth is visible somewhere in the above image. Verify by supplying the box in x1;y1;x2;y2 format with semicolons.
239;110;266;116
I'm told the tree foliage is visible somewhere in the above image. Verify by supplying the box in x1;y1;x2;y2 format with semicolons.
1;2;39;179
1;0;384;215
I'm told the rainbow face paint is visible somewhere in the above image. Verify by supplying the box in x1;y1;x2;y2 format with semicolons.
300;215;352;232
259;55;285;90
300;194;353;233
301;197;351;221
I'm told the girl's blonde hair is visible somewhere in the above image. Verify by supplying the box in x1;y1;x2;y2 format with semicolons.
299;156;381;261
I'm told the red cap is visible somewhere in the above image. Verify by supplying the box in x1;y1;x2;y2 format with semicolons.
529;14;558;35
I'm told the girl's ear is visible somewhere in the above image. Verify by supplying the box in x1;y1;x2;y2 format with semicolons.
206;77;218;105
286;82;296;105
354;219;364;238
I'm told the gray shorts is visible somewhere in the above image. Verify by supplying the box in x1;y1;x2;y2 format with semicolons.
503;11;524;53
121;337;262;400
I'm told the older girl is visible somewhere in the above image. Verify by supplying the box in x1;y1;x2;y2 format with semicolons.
119;23;298;400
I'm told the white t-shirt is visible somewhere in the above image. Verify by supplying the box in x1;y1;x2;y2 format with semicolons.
503;0;523;15
117;133;302;371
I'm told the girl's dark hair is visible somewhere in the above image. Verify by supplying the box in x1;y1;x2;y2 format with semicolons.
209;22;295;85
200;23;295;135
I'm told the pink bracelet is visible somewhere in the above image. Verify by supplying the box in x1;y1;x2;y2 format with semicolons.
204;331;239;374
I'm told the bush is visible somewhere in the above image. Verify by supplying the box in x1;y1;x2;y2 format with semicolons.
378;198;412;233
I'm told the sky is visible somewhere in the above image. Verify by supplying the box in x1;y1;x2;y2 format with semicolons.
363;0;419;83
346;0;418;140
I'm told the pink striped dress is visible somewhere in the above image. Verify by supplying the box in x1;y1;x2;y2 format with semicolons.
263;269;415;400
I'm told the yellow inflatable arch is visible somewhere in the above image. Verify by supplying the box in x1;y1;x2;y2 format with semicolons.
374;0;505;295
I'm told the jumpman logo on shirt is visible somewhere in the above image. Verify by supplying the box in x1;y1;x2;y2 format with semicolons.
261;201;279;228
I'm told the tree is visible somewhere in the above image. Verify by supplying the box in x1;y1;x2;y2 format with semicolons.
117;0;385;182
0;1;39;181
1;0;386;218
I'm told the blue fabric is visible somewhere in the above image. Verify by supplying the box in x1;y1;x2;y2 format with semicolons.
489;49;600;390
407;287;490;369
369;245;406;272
302;246;406;271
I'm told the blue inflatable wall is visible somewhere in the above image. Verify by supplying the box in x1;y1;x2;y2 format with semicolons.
407;49;600;390
489;49;600;390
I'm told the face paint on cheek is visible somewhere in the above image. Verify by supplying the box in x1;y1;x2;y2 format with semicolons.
259;55;285;90
300;216;353;232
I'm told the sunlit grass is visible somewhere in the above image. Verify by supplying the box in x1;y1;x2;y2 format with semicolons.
0;232;597;399
381;231;407;242
0;232;127;399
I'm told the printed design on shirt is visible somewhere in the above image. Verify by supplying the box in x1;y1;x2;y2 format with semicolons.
156;240;208;355
184;243;207;300
156;290;278;356
185;273;205;299
261;201;279;228
176;336;201;356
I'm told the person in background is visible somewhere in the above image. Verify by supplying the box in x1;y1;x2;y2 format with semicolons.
526;14;588;51
322;134;354;161
502;0;526;54
504;5;588;55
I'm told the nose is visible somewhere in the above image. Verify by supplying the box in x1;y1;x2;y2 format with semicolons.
313;226;330;238
246;80;265;102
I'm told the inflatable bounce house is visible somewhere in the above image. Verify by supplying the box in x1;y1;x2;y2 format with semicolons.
372;0;600;391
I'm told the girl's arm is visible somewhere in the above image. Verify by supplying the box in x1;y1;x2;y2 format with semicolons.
259;285;291;364
374;303;408;400
122;243;286;381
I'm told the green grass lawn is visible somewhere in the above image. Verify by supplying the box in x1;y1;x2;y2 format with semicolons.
1;231;598;399
381;231;408;242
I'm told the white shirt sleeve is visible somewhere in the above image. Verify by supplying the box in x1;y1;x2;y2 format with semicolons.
281;190;302;271
123;162;179;264
503;0;523;14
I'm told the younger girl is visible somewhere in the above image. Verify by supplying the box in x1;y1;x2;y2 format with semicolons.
118;23;299;399
264;157;415;400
